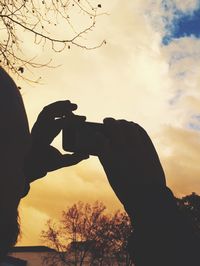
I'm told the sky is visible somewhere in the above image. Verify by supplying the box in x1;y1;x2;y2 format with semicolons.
13;0;200;245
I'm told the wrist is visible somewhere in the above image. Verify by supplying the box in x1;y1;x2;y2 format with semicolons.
123;185;177;225
24;146;47;183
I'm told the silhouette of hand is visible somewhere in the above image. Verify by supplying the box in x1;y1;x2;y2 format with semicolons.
31;100;78;146
25;101;89;182
97;118;166;203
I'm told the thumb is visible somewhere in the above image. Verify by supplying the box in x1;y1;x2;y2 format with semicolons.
60;153;90;167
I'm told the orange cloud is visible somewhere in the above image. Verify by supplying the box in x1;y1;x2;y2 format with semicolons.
158;126;200;197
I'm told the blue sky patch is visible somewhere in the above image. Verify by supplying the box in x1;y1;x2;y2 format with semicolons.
162;2;200;45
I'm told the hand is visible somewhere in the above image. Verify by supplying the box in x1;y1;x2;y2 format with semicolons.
97;118;166;204
25;100;89;182
31;100;77;146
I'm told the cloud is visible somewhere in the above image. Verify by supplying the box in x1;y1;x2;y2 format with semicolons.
158;126;200;197
172;0;200;14
161;37;200;128
18;204;50;246
18;0;200;245
19;161;123;245
21;161;122;216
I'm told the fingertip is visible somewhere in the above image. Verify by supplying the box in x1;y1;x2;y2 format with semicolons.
71;103;78;110
61;153;89;167
72;115;86;124
79;153;90;159
78;115;86;121
65;100;77;110
103;117;115;124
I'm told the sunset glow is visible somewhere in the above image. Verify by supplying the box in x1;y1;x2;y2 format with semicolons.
14;0;200;245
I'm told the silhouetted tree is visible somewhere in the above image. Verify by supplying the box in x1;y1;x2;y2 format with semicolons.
176;192;200;237
41;194;200;265
41;201;133;265
0;0;105;80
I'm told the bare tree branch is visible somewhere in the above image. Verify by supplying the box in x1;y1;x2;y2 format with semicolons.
0;0;106;81
41;201;134;265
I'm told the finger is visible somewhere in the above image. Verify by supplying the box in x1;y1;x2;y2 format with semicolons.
38;100;77;121
45;118;64;139
66;115;86;124
31;118;64;145
61;153;89;167
116;120;140;147
103;118;124;147
103;117;117;136
103;117;116;124
103;118;140;152
76;115;86;122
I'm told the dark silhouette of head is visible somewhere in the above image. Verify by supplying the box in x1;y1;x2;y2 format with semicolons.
0;210;20;260
0;68;30;261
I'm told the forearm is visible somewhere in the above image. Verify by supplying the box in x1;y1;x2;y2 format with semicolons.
21;145;48;198
22;144;48;198
123;186;200;266
98;118;200;265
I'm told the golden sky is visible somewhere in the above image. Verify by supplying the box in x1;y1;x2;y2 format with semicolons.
14;0;200;245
